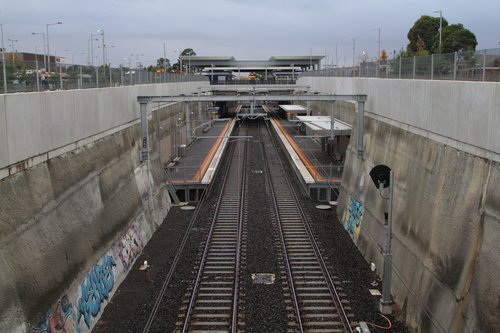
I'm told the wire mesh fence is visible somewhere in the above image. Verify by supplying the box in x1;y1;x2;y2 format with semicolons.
301;48;500;82
0;62;208;94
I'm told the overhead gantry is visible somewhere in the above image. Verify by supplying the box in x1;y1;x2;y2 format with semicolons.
137;89;367;162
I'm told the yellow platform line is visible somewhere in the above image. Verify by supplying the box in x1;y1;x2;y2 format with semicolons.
171;120;232;184
272;117;340;182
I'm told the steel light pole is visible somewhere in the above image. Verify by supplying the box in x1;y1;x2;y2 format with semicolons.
32;32;47;69
7;38;17;62
46;21;62;73
123;57;132;85
97;29;106;78
374;27;381;60
89;34;99;66
1;23;7;93
174;49;182;74
434;10;442;53
131;53;143;83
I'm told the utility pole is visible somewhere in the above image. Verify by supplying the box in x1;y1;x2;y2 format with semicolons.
352;38;355;67
46;21;63;73
97;29;105;78
1;24;7;93
374;27;381;60
163;42;167;81
434;10;442;53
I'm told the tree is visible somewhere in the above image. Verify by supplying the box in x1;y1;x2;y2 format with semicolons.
380;49;388;63
416;35;430;56
181;48;196;56
407;15;447;54
156;57;170;68
407;16;478;55
439;24;477;53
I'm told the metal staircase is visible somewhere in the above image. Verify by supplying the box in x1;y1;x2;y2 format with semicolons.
164;168;181;204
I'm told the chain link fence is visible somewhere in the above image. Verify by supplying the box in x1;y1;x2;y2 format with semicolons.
0;62;208;93
301;48;500;82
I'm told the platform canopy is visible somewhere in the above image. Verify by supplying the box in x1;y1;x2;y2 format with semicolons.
180;55;325;75
297;116;352;136
279;105;308;114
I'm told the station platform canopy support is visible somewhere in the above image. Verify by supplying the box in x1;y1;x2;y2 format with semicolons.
137;92;367;162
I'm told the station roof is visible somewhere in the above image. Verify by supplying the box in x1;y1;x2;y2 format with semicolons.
296;116;352;136
279;105;308;113
180;55;325;72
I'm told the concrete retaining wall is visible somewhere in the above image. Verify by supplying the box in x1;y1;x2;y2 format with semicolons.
0;83;207;332
0;82;210;172
298;77;500;160
297;77;500;332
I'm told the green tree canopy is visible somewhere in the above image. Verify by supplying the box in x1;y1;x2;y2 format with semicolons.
156;57;170;68
407;15;448;54
439;24;477;53
181;48;196;56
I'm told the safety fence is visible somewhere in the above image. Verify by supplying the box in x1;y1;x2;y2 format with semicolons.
300;48;500;82
0;63;208;93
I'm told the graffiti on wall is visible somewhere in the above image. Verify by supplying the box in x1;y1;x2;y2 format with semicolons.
114;223;143;271
76;255;116;329
31;217;147;332
32;295;80;333
342;194;363;241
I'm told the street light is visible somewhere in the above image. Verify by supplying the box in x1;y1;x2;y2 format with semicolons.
32;32;47;69
46;21;63;73
96;29;107;79
96;29;105;66
374;27;381;60
369;164;394;315
89;34;99;66
434;10;442;53
1;23;7;93
7;38;17;62
131;53;144;83
174;48;182;74
123;57;132;85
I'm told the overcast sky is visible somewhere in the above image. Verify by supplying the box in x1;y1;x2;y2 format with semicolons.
1;0;499;67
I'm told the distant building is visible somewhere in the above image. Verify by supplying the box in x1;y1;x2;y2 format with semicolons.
2;52;64;71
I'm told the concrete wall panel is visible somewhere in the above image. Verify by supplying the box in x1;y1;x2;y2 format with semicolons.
5;93;30;164
0;96;9;167
303;77;499;331
0;81;209;171
298;77;499;157
337;115;496;331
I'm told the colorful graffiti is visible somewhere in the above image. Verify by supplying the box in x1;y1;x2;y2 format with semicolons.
114;223;143;271
76;255;116;329
32;219;146;332
32;295;80;333
343;194;364;241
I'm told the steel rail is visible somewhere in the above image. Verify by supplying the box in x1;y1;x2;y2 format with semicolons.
232;126;247;332
264;117;354;332
287;162;354;333
260;122;305;333
181;125;246;333
142;165;215;333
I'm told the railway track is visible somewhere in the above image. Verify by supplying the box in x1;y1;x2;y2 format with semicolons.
260;119;355;333
175;125;248;332
142;119;356;332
